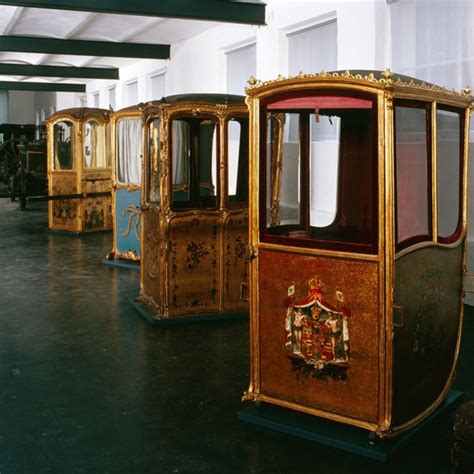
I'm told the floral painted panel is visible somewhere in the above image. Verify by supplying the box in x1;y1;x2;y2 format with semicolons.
223;211;249;311
168;214;221;316
83;178;112;231
50;175;79;231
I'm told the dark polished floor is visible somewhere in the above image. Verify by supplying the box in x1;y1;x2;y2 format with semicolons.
0;198;473;473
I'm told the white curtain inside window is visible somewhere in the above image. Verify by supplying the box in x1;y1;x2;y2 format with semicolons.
92;93;99;108
117;118;142;185
150;73;165;100
84;121;107;168
171;120;190;187
288;20;337;76
390;1;474;92
108;87;116;110
126;81;138;107
226;43;256;95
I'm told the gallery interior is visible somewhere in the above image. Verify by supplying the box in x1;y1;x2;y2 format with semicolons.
1;1;474;472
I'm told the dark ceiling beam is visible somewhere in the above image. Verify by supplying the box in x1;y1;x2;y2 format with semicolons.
0;0;266;25
0;35;170;59
0;63;119;79
0;80;85;92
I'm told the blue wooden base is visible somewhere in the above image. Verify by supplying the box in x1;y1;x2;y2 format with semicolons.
238;389;463;462
46;229;112;237
102;259;140;271
130;299;248;327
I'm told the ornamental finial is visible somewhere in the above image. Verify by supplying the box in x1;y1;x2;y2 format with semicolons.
382;68;392;80
463;86;472;96
247;76;257;87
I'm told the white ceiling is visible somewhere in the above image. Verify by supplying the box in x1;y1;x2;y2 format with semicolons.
0;5;219;83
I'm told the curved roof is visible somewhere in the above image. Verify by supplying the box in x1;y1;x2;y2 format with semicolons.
246;69;472;103
113;93;246;114
49;107;111;122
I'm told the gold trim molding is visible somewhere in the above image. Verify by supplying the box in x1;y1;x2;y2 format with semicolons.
246;69;472;102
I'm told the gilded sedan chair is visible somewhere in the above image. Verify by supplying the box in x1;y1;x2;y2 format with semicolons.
47;108;112;233
132;94;249;324
242;69;472;438
105;104;143;267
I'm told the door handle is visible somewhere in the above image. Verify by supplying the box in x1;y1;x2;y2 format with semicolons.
248;246;258;261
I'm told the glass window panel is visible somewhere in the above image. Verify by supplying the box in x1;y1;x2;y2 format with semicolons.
171;117;219;210
266;112;301;228
263;95;376;254
227;117;249;203
309;114;340;227
226;43;256;95
83;120;107;168
117;118;142;185
148;118;160;202
108;87;116;110
126;81;138;107
437;108;461;240
171;120;191;203
395;105;431;246
288;20;337;76
150;73;165;100
53;120;74;170
199;120;218;200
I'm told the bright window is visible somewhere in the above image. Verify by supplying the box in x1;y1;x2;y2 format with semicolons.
262;92;377;254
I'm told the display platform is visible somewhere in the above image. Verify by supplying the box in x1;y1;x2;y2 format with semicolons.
130;299;248;326
102;259;140;271
238;389;463;462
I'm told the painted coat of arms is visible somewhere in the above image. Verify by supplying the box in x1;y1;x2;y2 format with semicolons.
284;276;350;380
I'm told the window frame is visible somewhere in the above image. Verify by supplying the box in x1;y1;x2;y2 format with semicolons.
258;88;379;255
52;119;75;171
394;99;433;252
83;119;108;170
225;114;249;208
146;116;161;204
115;116;143;186
168;112;221;212
436;104;465;245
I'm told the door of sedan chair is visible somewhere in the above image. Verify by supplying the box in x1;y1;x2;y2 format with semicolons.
108;107;143;262
391;99;469;435
243;71;471;438
138;95;249;323
47;108;112;233
48;116;77;232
